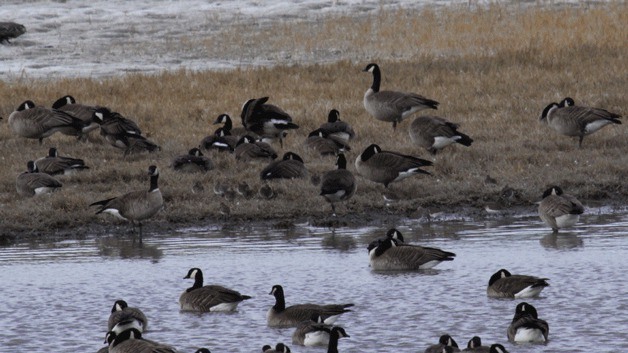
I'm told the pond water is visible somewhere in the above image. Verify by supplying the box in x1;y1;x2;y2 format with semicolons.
0;211;627;353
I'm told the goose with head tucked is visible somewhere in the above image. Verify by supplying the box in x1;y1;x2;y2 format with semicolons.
107;328;177;353
488;344;509;353
368;229;455;271
241;97;299;147
235;135;278;162
35;147;89;176
92;108;160;155
16;161;62;197
260;152;308;180
320;153;356;216
363;63;439;130
461;336;489;352
319;109;355;142
90;165;163;243
200;127;238;153
8;100;90;144
213;113;248;139
107;299;148;332
292;314;331;346
51;95;101;134
305;128;351;156
179;267;251;312
267;284;354;327
539;97;621;148
538;186;584;233
487;269;549;299
424;334;460;353
507;302;549;343
409;115;473;155
355;144;432;188
171;148;213;172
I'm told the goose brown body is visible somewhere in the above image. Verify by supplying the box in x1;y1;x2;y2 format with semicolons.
487;269;549;298
179;268;251;312
538;186;584;233
409;115;473;154
16;161;62;197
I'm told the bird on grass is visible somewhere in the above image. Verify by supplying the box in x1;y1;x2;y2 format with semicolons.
16;161;62;197
355;144;432;188
9;100;91;144
241;97;299;147
35;147;89;176
320;153;356;216
409;115;473;154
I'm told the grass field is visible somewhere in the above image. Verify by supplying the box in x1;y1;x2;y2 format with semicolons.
0;3;626;236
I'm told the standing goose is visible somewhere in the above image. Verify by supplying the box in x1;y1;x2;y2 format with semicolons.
16;161;63;197
267;284;354;327
213;113;248;138
179;267;251;312
363;63;439;130
260;152;308;180
538;186;584;233
355;144;432;188
171;148;213;172
424;334;461;353
8;100;89;144
487;269;549;299
107;328;177;353
368;231;455;271
409;115;473;154
320;153;356;216
461;336;489;352
35;147;89;175
234;135;278;162
107;300;148;332
539;97;621;148
325;326;349;353
51;95;101;134
240;97;299;147
305;128;351;156
319;109;356;142
92;108;160;155
90;165;163;243
507;302;549;343
292;314;331;346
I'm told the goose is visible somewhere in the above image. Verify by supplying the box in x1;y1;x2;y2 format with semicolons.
199;127;238;152
179;267;252;312
319;109;356;142
355;144;432;188
305;128;351;156
51;95;101;134
325;326;349;353
171;148;213;172
487;269;549;298
16;161;63;197
424;334;461;353
263;343;291;353
461;336;489;352
260;152;308;180
234;135;278;162
259;183;276;199
507;302;549;343
92;108;160;155
8;100;89;144
213;113;248;138
538;186;584;233
292;314;331;346
368;231;455;270
34;147;89;175
409;115;473;154
267;284;354;327
90;165;163;243
320;153;356;216
240;97;299;147
539;97;621;148
107;328;177;353
107;300;148;332
363;63;439;130
195;349;211;353
488;344;509;353
0;21;26;43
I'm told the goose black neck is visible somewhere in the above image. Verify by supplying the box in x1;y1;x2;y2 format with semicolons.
149;173;159;192
327;330;340;353
337;155;347;170
223;116;233;131
370;66;381;92
188;270;204;292
273;290;286;311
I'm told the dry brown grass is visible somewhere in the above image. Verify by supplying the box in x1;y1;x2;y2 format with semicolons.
0;3;626;236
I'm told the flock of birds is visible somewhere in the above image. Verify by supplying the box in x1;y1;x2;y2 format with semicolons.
3;61;623;352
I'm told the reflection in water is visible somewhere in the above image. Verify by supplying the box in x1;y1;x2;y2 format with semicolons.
97;236;163;262
540;233;584;250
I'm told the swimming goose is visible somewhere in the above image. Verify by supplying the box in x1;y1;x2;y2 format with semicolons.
355;144;432;188
368;231;455;270
16;161;63;197
34;147;89;175
461;336;489;352
292;314;331;346
267;284;354;327
507;302;549;343
538;186;584;233
363;63;439;130
179;267;252;312
487;269;549;299
240;97;299;147
8;100;89;143
319;109;356;142
108;328;177;353
0;21;26;43
107;300;148;332
51;95;101;134
200;127;238;152
539;97;621;148
235;135;278;162
171;148;213;172
409;115;473;154
213;113;248;138
305;128;351;156
320;153;356;216
90;165;163;243
92;108;160;155
194;349;211;353
488;344;509;353
424;334;461;353
263;343;291;353
325;326;349;353
260;152;308;180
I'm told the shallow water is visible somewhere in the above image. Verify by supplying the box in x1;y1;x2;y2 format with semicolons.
0;211;627;353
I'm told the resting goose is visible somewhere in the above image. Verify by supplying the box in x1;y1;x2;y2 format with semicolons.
107;300;148;332
319;109;355;142
8;100;90;144
179;267;251;312
241;97;298;147
35;147;89;175
538;186;584;233
368;229;455;270
487;269;549;299
15;161;62;197
355;144;432;188
507;302;549;343
260;152;308;180
409;115;473;154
